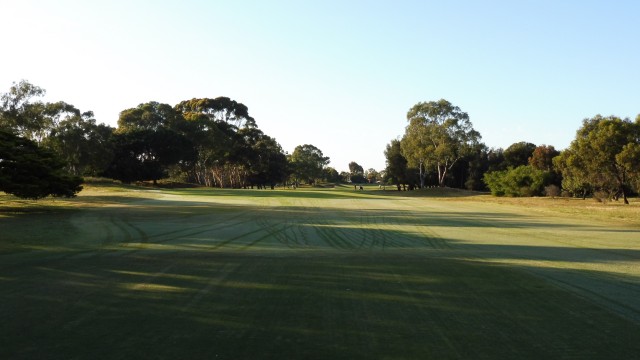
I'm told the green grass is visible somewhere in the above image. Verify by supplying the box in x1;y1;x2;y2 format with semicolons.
1;185;639;359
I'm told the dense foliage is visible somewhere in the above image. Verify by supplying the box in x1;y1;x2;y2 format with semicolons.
483;165;551;197
0;130;83;199
554;115;640;204
400;99;481;187
1;82;638;201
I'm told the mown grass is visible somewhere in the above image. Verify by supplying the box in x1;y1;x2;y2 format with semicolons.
1;184;639;359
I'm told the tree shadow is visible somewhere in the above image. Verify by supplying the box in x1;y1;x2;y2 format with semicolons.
2;251;640;360
2;191;640;359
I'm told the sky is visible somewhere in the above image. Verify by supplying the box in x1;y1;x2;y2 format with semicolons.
1;0;639;172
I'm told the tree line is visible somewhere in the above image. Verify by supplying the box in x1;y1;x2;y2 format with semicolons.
0;81;348;198
2;81;638;203
383;99;640;204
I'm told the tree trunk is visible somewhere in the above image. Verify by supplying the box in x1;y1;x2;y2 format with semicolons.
438;164;447;187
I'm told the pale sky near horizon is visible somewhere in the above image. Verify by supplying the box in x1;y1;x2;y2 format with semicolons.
1;0;638;172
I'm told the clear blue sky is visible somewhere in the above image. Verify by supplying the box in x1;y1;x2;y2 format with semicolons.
2;0;638;172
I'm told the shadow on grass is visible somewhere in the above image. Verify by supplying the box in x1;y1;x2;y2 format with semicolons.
2;252;639;360
2;190;640;359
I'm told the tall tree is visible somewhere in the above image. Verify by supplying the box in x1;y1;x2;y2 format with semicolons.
556;115;640;204
289;144;330;185
348;161;365;183
240;128;290;189
503;141;537;168
384;139;409;190
322;167;341;183
44;111;115;176
0;80;48;141
401;99;481;187
553;148;592;199
175;97;257;187
104;128;196;184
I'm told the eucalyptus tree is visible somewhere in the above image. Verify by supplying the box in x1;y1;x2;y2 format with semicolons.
400;99;481;187
44;111;115;176
104;128;196;184
0;80;48;141
175;97;257;187
175;97;256;128
108;102;196;184
555;115;640;204
289;144;330;185
244;130;290;188
0;80;85;143
117;101;185;132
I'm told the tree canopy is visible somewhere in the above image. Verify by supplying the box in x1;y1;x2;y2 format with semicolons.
503;141;537;168
290;144;330;185
0;129;83;199
401;99;481;187
554;115;640;204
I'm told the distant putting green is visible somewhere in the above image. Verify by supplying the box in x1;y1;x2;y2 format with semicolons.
1;185;639;359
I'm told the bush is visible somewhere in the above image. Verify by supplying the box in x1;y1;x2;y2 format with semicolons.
593;190;610;203
483;165;551;197
545;185;561;198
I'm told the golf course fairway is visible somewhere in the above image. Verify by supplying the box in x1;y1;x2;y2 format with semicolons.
1;184;639;359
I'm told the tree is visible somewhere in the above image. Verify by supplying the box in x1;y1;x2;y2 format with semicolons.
117;102;185;132
104;128;196;184
242;129;290;189
0;80;48;141
348;161;366;183
0;130;82;199
289;144;330;185
459;143;491;191
339;171;351;183
401;99;481;187
365;168;379;183
384;139;409;190
44;111;115;176
553;149;592;199
322;167;341;183
529;144;560;171
556;115;640;204
348;161;364;175
175;97;256;128
503;141;537;168
175;97;258;187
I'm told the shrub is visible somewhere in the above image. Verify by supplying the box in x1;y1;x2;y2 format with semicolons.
593;190;610;203
545;184;561;198
484;165;551;197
